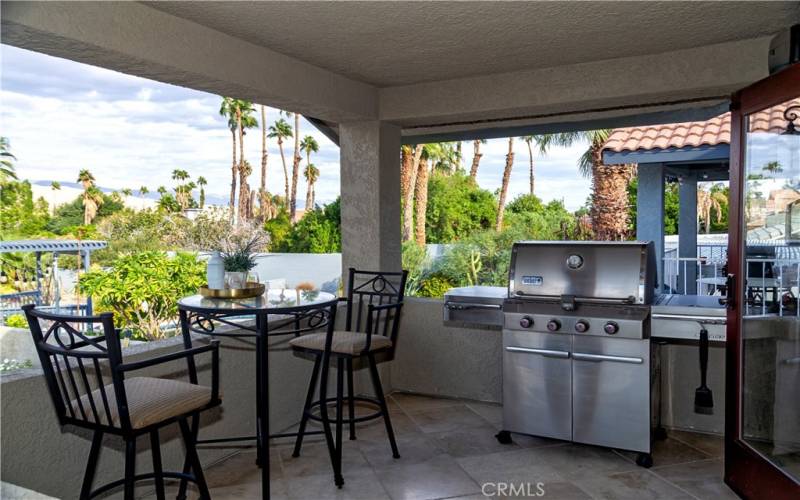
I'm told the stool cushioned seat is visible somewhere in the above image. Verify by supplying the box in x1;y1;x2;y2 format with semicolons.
289;330;392;355
73;377;213;429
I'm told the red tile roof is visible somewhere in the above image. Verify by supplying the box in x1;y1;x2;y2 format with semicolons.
603;98;800;153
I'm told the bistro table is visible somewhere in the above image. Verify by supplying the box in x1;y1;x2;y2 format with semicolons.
177;288;338;500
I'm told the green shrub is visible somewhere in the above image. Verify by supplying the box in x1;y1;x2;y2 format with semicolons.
417;274;454;298
78;251;205;340
4;314;28;329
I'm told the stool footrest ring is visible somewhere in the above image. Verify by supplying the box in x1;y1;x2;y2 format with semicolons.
90;471;199;498
305;395;384;424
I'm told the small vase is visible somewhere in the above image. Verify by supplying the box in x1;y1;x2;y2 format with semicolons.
225;271;248;289
206;252;225;290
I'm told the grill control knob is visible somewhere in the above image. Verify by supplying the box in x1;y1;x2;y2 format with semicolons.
574;320;590;333
547;319;561;332
519;316;534;329
604;321;620;335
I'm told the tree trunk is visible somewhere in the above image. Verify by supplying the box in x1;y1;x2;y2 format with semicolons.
527;140;535;195
278;138;289;207
290;113;301;221
456;141;463;171
470;140;483;178
260;105;267;197
236;108;247;222
589;143;635;240
305;180;314;214
495;137;515;231
400;146;413;202
249;188;256;220
238;168;249;222
414;158;430;245
229;129;237;220
403;145;424;242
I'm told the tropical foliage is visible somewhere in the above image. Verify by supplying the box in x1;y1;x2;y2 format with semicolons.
78;252;206;340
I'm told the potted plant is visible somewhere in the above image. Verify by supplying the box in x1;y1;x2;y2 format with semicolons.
218;224;268;289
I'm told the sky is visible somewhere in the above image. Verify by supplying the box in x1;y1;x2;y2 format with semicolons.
0;44;592;211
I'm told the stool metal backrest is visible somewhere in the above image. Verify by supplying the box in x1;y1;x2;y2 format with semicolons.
344;267;408;352
23;304;134;431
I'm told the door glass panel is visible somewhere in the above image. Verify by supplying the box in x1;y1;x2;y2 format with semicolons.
741;96;800;481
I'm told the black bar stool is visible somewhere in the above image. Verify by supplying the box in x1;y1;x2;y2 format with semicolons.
288;268;408;488
23;304;221;500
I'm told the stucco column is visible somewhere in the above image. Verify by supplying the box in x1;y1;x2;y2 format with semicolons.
678;172;698;294
636;164;665;290
339;121;402;284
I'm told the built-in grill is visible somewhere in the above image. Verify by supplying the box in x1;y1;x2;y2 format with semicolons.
497;241;657;467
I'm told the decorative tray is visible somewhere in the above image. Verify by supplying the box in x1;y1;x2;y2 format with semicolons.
199;282;266;299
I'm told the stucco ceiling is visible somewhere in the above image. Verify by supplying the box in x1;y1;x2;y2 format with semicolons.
145;1;800;88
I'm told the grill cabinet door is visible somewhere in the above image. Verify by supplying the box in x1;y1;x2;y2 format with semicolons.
572;335;651;453
502;328;572;441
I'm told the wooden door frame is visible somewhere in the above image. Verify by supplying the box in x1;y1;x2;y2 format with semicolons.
725;62;800;499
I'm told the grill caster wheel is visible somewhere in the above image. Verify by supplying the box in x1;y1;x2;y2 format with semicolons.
654;427;668;441
495;430;513;445
636;453;653;468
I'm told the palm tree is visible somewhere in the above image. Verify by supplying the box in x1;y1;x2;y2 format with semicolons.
197;176;207;208
304;163;320;210
121;188;133;197
762;160;783;175
268;118;294;207
300;135;320;212
77;169;95;190
470;139;487;178
237;102;258;220
283;111;303;220
171;169;192;210
414;153;431;245
413;143;458;244
238;160;253;219
537;130;633;240
402;144;425;242
139;185;149;196
82;186;103;225
220;97;258;220
697;185;726;234
219;97;238;216
521;134;564;195
50;181;61;191
259;105;268;208
156;186;167;197
496;137;515;230
0;137;17;181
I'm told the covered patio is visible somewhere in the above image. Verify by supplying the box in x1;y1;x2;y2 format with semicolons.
2;2;800;500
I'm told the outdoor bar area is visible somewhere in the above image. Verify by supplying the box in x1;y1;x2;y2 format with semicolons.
1;2;800;500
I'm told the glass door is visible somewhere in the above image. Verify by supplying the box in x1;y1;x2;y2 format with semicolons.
726;63;800;499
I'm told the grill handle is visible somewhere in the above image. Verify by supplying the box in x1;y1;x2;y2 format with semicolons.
573;353;643;364
505;346;570;359
651;313;726;325
445;302;502;311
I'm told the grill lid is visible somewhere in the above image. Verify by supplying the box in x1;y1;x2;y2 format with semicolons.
508;241;656;304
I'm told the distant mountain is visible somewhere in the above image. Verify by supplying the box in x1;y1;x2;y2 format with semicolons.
29;179;229;206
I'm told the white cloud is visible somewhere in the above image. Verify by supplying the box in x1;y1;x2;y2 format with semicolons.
1;43;591;211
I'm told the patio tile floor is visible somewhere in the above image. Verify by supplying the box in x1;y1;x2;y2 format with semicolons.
151;393;735;500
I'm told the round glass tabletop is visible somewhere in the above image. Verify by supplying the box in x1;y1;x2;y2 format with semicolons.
178;288;337;315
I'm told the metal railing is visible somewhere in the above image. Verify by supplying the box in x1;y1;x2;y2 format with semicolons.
663;244;800;317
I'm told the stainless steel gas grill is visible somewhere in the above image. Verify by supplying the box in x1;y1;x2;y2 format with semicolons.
497;241;657;467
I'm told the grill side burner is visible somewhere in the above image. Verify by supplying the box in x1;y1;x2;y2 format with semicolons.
500;241;656;467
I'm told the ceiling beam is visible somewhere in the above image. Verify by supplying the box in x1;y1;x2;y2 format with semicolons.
382;37;773;132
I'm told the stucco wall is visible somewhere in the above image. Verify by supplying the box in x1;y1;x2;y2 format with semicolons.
391;298;727;435
392;298;502;403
